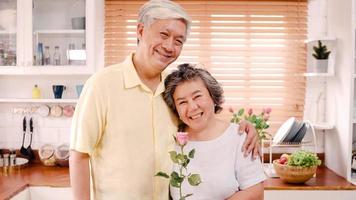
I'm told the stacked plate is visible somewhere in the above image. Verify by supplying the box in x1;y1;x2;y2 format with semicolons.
273;117;308;144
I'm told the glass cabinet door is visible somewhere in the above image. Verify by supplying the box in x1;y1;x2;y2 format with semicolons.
32;0;86;66
0;0;17;66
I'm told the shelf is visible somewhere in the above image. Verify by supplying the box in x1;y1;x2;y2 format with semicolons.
0;66;93;75
313;123;334;130
0;31;16;35
305;37;337;43
304;72;335;77
0;98;78;103
33;29;85;35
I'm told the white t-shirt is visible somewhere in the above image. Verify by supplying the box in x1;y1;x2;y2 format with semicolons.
170;123;266;200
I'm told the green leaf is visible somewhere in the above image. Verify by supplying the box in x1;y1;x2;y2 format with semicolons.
170;171;184;188
237;108;244;116
169;151;179;163
188;149;195;158
182;158;190;168
177;153;185;164
188;174;202;186
155;171;169;179
180;194;193;200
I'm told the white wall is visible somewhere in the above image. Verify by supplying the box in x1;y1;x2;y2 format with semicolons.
323;0;354;179
0;76;87;149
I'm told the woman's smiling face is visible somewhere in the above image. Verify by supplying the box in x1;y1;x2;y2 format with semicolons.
173;78;216;132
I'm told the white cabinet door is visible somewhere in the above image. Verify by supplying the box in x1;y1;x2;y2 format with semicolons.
10;188;30;200
29;187;72;200
265;190;356;200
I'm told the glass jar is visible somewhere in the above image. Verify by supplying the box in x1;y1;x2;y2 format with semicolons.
53;46;61;65
43;46;51;65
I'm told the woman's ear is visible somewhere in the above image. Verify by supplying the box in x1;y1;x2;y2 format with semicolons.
137;23;144;42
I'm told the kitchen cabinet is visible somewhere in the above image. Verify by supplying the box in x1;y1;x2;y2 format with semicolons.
0;0;104;103
10;187;72;200
265;190;356;200
0;0;96;75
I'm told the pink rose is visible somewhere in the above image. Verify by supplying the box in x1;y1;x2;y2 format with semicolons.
264;114;270;121
176;132;189;146
265;107;272;114
247;108;253;116
228;107;235;113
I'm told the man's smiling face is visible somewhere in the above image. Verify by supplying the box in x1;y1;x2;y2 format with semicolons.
137;19;187;72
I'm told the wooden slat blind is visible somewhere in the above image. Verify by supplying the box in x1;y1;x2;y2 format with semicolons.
105;0;307;134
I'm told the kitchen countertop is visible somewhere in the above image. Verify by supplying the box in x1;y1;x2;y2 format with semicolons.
0;164;356;200
0;163;69;200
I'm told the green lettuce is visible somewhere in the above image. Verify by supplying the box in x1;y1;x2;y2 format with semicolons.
288;150;321;167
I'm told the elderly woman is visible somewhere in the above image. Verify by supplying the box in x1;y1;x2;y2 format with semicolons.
163;63;266;200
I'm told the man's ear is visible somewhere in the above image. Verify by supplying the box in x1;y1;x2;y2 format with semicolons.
137;23;144;42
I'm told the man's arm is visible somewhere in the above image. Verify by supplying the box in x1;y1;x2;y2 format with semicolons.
238;120;260;159
69;150;90;200
226;183;264;200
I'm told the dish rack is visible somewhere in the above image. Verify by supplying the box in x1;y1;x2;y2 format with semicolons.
262;120;317;177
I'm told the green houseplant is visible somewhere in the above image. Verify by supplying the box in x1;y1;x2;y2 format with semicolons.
312;40;331;73
230;107;272;143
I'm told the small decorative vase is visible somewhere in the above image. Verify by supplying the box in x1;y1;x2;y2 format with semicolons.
313;59;328;73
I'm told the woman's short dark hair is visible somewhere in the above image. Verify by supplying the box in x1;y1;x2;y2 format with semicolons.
163;63;224;116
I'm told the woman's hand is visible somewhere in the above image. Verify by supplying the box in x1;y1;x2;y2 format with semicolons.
238;120;260;159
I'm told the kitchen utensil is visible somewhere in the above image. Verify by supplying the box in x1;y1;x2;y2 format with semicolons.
52;85;66;99
20;117;28;157
76;84;84;97
37;105;50;117
291;123;308;143
50;105;63;117
282;121;303;143
273;160;317;184
71;17;85;29
273;117;295;144
26;117;35;160
63;105;75;117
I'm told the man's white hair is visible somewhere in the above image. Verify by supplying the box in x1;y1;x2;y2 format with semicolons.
138;0;192;35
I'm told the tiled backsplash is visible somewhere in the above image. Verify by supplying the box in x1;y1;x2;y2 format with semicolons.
0;103;72;149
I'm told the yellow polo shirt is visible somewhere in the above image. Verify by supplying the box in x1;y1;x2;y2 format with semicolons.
70;53;178;200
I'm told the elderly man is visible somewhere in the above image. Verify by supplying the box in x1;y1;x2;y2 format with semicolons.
69;0;260;200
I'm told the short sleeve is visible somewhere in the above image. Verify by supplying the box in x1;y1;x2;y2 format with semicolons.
70;76;106;155
235;133;266;190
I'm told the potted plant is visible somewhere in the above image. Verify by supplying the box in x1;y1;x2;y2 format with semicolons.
312;40;331;73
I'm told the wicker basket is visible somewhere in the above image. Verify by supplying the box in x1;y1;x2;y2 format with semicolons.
273;160;317;184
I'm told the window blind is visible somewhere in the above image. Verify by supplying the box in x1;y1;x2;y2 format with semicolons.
104;0;307;134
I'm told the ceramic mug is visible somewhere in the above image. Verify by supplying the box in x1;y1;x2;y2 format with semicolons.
76;84;84;98
52;85;66;99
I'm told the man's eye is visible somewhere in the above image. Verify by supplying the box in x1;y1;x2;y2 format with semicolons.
160;32;168;37
175;40;183;46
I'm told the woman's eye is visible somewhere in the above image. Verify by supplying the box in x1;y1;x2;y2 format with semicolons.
178;101;187;105
194;95;202;99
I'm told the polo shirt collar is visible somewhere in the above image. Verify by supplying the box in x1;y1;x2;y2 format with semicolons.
123;53;167;95
123;53;142;89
